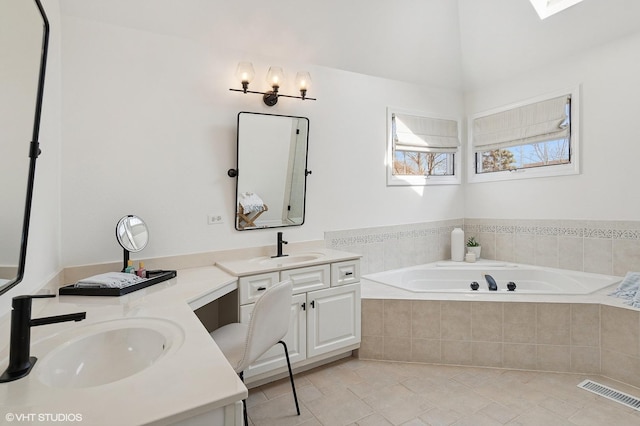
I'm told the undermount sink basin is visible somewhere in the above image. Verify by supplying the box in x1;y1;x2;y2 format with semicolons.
254;252;325;266
36;318;184;389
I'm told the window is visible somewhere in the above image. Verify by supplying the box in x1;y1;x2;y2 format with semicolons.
387;108;461;186
468;88;580;183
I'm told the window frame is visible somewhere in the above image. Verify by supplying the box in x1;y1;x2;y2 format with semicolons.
467;87;580;184
386;107;461;186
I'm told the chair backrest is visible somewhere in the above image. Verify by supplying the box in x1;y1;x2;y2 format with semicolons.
236;279;293;372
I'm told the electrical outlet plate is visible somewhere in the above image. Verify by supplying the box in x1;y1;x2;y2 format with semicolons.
207;215;224;225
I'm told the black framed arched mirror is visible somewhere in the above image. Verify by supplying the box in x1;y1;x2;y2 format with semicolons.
0;0;49;296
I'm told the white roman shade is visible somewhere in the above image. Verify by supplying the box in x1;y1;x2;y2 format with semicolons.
393;113;460;153
472;95;570;152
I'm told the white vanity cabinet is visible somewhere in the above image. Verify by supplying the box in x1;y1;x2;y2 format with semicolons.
235;258;361;382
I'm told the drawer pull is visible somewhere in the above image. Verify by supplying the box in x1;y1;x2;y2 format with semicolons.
257;286;266;291
310;300;315;308
345;272;353;276
301;302;306;311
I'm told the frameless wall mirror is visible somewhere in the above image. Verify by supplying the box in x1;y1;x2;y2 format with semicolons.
230;112;310;231
0;0;48;296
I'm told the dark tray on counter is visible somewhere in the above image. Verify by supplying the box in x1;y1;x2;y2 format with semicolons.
59;270;177;297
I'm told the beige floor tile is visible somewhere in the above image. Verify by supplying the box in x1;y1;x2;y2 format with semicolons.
247;357;640;426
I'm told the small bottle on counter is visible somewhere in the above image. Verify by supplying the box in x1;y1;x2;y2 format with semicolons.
137;261;147;278
124;260;135;274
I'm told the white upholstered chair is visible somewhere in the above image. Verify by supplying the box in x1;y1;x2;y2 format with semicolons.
210;279;300;425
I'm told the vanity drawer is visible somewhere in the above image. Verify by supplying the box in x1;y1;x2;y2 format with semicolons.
281;264;330;294
238;272;280;305
331;260;360;287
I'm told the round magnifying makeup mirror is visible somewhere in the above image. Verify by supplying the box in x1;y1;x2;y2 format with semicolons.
115;215;148;272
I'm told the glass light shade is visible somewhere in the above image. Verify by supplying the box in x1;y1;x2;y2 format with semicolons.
295;71;311;91
266;66;284;88
235;62;255;84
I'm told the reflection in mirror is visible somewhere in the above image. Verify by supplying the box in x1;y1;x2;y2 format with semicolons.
0;0;48;296
115;215;149;272
234;112;310;230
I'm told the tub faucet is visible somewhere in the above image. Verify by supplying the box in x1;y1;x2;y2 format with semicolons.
0;294;86;383
272;231;288;258
483;274;498;291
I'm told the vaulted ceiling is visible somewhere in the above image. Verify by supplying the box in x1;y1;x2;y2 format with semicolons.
60;0;640;91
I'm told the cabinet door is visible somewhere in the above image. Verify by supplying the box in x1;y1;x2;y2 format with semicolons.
307;284;361;358
238;272;280;305
281;264;330;294
240;293;307;378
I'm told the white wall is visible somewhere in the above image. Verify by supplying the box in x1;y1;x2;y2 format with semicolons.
60;16;465;267
464;31;640;221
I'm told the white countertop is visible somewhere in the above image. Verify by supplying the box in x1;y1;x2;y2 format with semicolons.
0;266;246;425
215;248;362;277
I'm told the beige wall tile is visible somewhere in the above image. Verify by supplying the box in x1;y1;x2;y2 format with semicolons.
362;299;383;337
503;343;537;370
472;342;503;367
570;346;600;374
535;235;559;268
583;238;613;275
441;302;471;341
613;239;640;276
558;237;583;272
411;301;440;339
504;303;536;343
536;303;570;345
383;300;411;338
537;345;570;372
471;302;503;342
383;337;411;362
441;340;472;365
514;234;535;264
496;233;515;263
570;304;599;347
476;232;496;260
601;305;639;357
411;339;441;364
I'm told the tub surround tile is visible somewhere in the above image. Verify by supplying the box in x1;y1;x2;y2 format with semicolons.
583;238;613;275
613;239;640;276
536;344;571;372
411;339;441;363
411;301;440;339
503;303;537;344
383;337;411;362
570;304;600;347
362;300;383;337
441;302;471;341
383;300;411;338
472;342;503;367
558;237;584;271
536;303;571;345
441;340;472;365
503;343;538;370
471;302;503;342
601;305;639;357
570;346;600;374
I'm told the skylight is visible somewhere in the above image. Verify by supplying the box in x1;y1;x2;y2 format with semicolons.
529;0;585;19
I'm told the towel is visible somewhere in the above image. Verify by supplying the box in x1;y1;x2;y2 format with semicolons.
239;192;265;213
608;272;640;306
75;272;143;289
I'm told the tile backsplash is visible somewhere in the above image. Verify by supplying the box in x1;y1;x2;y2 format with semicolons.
326;218;640;276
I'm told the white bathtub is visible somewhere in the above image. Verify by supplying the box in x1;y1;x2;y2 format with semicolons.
363;261;621;295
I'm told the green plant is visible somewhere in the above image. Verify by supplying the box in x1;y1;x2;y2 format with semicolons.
467;236;479;247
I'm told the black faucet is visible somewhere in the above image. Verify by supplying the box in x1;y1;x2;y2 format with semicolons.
272;231;289;258
0;294;86;383
483;274;498;291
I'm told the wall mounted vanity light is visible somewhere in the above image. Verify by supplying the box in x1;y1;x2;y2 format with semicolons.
229;62;316;106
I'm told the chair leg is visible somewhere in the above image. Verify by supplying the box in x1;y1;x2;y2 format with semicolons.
278;340;300;416
239;371;248;426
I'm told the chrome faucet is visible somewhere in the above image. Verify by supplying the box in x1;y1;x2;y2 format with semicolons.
483;274;498;291
0;294;86;383
272;231;288;258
